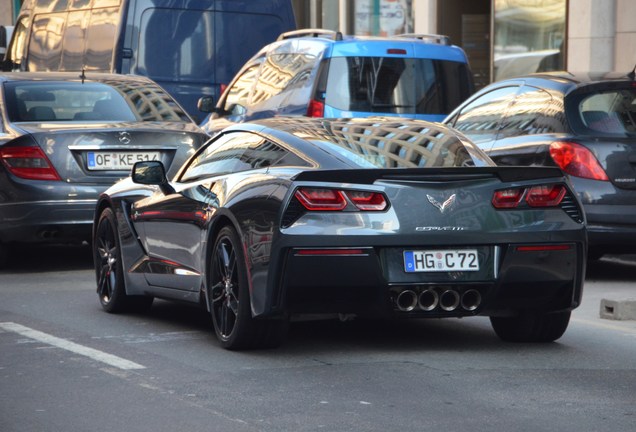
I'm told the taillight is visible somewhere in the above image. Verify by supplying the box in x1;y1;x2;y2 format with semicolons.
306;99;324;117
294;187;387;211
491;188;525;208
295;188;347;211
549;141;609;181
525;184;566;207
492;184;566;209
346;190;388;211
0;146;61;181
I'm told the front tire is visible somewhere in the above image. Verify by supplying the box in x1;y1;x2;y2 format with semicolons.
209;226;287;350
93;207;152;313
490;311;571;343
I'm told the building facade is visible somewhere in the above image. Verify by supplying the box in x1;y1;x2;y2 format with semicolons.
293;0;636;89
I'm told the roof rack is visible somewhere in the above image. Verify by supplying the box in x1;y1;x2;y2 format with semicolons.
277;28;343;42
396;33;451;46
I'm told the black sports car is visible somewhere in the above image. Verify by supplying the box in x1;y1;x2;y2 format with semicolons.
93;117;587;350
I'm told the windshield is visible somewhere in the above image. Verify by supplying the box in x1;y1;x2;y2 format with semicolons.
4;81;190;123
325;57;474;115
572;86;636;136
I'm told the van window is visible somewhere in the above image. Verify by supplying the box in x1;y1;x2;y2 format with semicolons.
138;9;215;80
29;13;65;71
325;57;473;115
60;11;86;70
84;7;119;70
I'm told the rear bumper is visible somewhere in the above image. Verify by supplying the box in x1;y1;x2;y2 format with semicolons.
584;204;636;253
0;199;96;244
270;241;585;319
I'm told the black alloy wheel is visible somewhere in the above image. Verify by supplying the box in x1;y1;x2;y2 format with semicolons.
94;207;152;313
209;226;287;350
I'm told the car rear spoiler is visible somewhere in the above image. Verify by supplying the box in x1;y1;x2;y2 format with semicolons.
291;166;566;185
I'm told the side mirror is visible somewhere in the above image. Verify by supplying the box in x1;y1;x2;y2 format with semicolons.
197;95;216;113
132;161;174;194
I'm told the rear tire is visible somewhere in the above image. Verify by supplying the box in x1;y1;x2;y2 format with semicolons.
490;311;571;343
209;226;287;350
93;208;153;313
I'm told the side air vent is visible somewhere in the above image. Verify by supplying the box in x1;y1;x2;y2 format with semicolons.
560;193;584;223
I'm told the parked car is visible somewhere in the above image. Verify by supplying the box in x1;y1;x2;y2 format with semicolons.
2;0;296;120
444;71;636;259
198;29;474;135
0;72;209;267
93;116;586;350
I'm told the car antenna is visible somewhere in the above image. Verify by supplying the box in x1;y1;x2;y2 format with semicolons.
79;68;86;84
628;64;636;80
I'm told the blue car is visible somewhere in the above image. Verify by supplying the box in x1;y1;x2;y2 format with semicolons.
199;29;474;135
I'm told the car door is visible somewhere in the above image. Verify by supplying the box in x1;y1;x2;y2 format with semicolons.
446;84;522;153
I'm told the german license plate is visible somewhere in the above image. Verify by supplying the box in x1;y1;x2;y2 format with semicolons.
87;152;160;170
404;249;479;272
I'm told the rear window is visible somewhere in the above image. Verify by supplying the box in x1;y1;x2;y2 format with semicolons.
307;120;492;168
324;57;474;115
573;86;636;135
4;80;190;122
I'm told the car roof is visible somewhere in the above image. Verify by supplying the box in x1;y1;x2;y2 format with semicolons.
265;29;468;62
0;72;155;84
503;71;636;89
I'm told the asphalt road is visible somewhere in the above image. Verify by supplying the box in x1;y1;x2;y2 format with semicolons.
1;244;635;432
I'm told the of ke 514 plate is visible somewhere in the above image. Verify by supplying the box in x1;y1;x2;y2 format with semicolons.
404;249;479;272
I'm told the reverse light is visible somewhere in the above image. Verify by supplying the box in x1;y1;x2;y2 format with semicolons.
306;99;325;117
492;184;566;209
294;187;388;212
549;141;609;181
0;146;61;181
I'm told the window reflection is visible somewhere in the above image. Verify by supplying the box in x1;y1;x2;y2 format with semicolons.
494;0;565;81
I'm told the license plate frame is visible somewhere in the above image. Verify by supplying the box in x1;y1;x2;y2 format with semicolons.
87;151;160;171
404;249;480;273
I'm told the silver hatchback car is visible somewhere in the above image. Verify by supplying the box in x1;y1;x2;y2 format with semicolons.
0;72;209;266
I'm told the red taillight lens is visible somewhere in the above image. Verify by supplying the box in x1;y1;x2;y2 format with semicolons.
549;141;609;181
492;184;567;209
345;191;387;211
492;188;525;208
294;188;388;212
295;188;347;211
526;184;566;207
306;99;324;117
0;146;61;181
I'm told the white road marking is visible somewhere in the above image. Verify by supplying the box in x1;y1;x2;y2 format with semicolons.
0;322;145;370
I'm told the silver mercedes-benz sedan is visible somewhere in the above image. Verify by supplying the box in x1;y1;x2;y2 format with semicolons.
0;72;209;266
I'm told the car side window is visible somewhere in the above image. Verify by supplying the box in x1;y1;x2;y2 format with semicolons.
251;53;317;105
222;64;261;112
450;86;519;144
180;132;306;182
497;85;565;139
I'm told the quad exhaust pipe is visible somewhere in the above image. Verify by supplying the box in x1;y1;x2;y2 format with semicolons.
393;287;482;313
